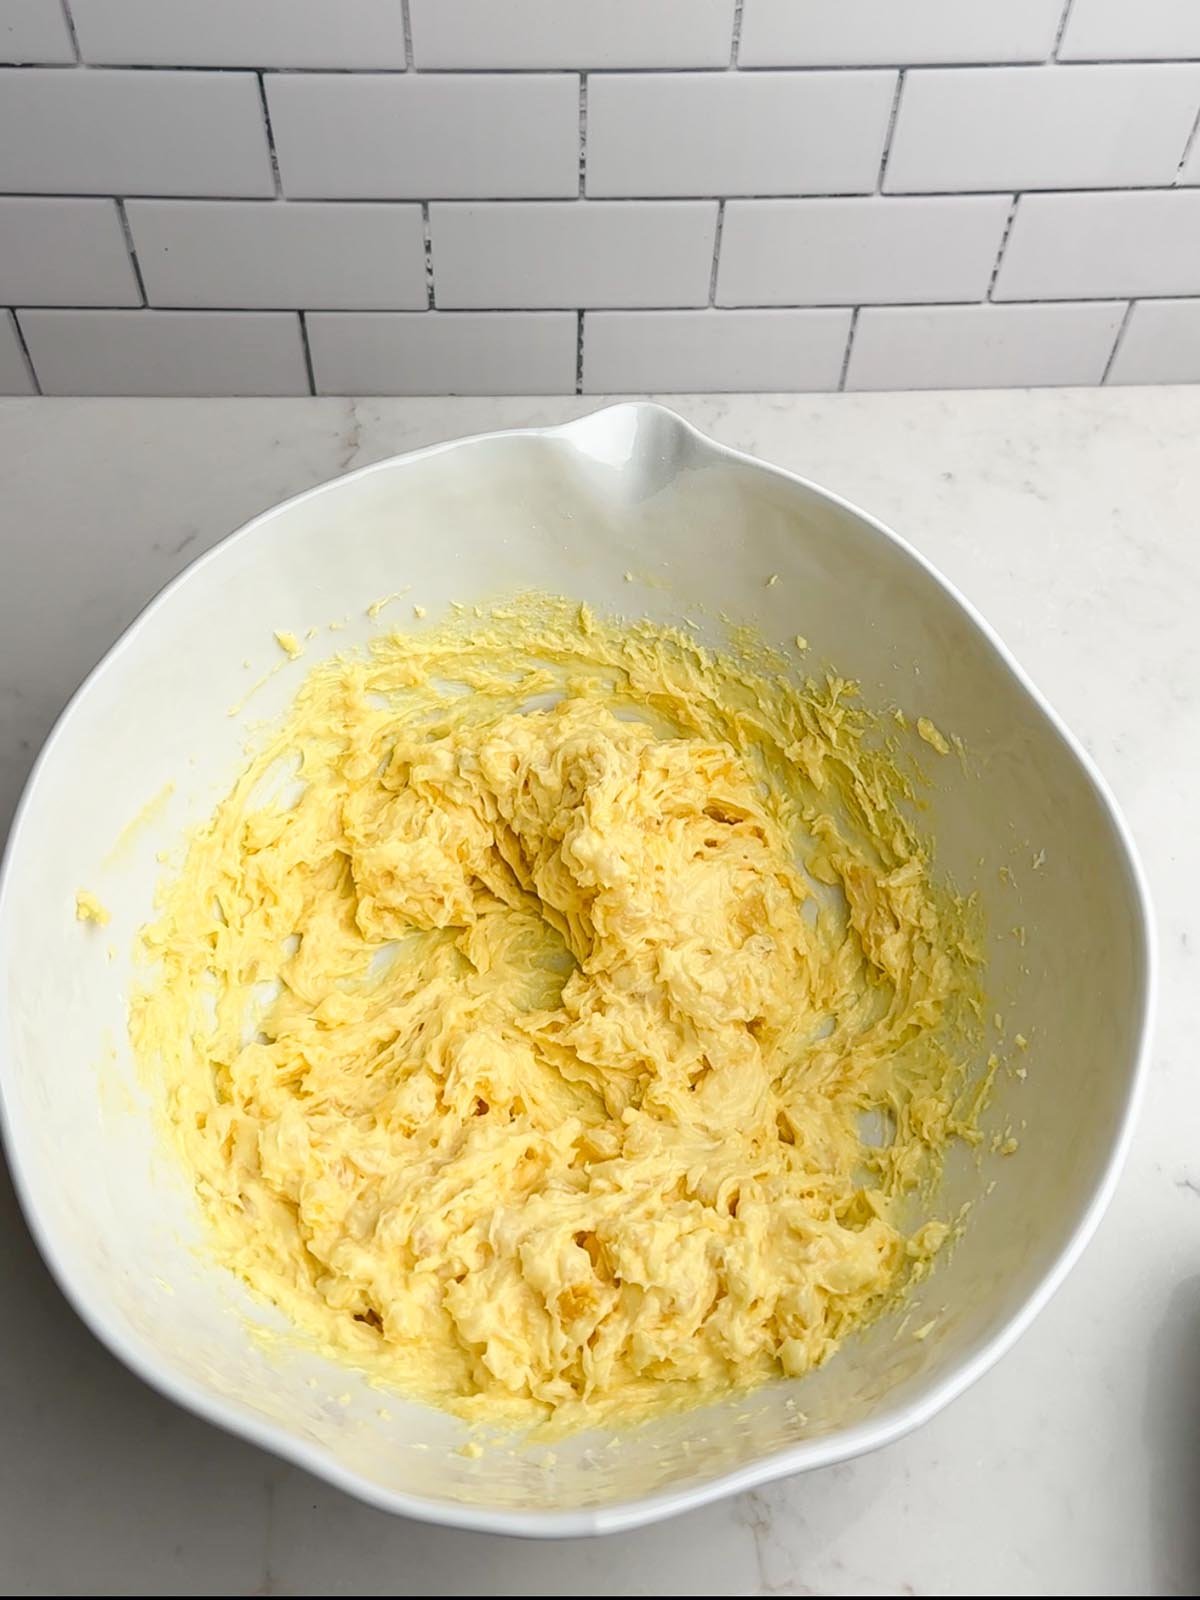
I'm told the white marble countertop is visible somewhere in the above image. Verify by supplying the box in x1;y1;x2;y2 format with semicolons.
1;391;1197;1598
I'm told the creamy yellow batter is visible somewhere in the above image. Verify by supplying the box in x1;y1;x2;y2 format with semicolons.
131;596;982;1429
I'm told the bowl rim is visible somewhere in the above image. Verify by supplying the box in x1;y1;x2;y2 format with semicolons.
0;400;1156;1537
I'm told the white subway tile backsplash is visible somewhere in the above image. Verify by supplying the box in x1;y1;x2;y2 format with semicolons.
410;1;735;69
0;197;140;305
846;301;1126;390
739;1;1063;68
267;74;578;200
583;308;851;392
0;1;74;63
0;310;35;394
1060;1;1200;62
19;309;310;395
0;6;1195;396
70;1;407;69
431;202;717;308
717;197;1010;306
885;65;1200;193
1106;299;1200;383
587;71;895;198
0;69;273;196
307;312;577;394
995;191;1200;300
127;201;426;310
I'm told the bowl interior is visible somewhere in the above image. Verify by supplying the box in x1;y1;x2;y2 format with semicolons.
0;404;1148;1532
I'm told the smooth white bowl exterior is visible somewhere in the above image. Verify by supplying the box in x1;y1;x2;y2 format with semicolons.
0;404;1152;1536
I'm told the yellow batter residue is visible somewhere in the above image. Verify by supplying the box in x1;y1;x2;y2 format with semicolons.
132;595;983;1429
76;889;110;926
273;629;304;660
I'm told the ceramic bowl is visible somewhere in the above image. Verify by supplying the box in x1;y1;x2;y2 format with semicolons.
0;403;1153;1535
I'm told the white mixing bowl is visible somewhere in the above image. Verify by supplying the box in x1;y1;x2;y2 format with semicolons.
0;403;1152;1536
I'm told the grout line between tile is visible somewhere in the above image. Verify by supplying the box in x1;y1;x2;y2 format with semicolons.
401;0;414;70
1175;101;1200;183
987;195;1021;300
578;74;588;196
575;310;584;393
0;297;1165;317
59;0;81;62
837;307;859;389
16;59;1200;75
256;72;283;196
708;200;726;304
876;70;905;191
722;56;1200;70
9;311;42;394
115;198;148;304
1052;0;1077;61
421;202;435;307
730;0;745;68
298;309;317;393
3;184;1196;205
1100;300;1135;383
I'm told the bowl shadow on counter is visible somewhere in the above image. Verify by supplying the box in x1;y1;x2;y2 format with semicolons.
0;1153;290;1591
0;1144;869;1594
1150;1273;1200;1595
12;1126;1195;1596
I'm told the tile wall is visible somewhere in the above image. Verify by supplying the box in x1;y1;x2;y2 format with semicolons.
2;1;1200;393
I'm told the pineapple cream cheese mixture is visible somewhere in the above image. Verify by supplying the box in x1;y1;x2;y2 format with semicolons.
131;596;983;1430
